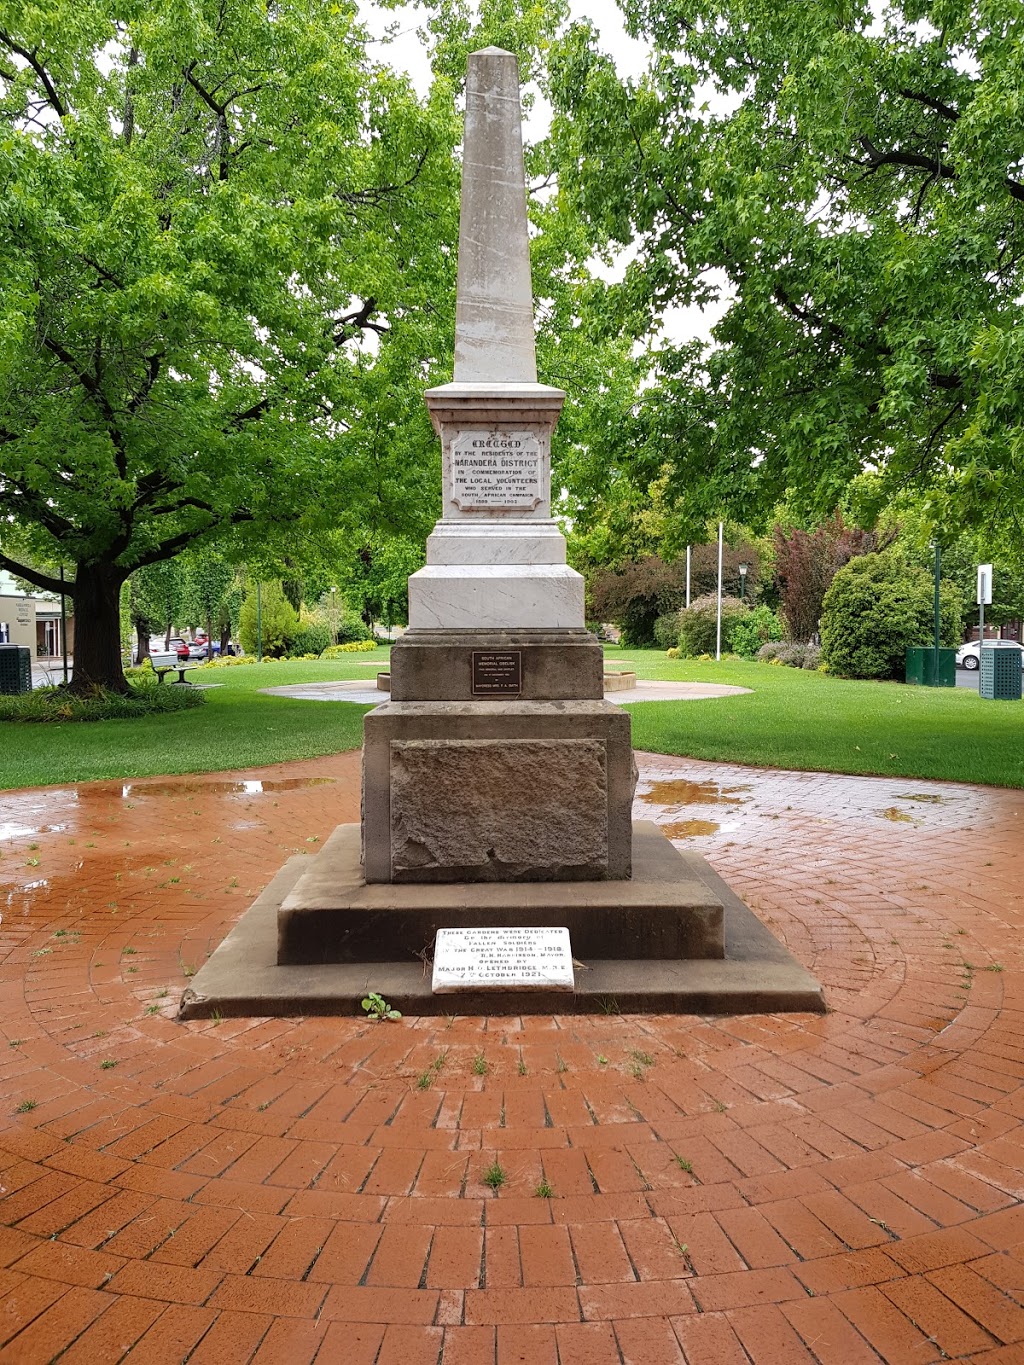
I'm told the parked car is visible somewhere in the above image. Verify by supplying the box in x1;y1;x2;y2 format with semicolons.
956;640;1024;671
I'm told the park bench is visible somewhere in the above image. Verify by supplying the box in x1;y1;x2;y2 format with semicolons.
153;665;195;685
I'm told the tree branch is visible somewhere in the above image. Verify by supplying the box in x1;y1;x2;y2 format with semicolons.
0;552;68;595
898;88;960;121
335;149;430;208
126;352;163;414
333;296;387;345
0;31;67;118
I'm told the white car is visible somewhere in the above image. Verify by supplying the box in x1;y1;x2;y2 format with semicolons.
956;640;1024;671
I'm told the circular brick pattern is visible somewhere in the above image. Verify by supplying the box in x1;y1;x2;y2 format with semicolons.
0;751;1021;1362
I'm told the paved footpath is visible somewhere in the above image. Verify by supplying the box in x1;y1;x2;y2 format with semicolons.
0;751;1021;1363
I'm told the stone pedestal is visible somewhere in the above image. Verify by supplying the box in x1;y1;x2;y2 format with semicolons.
362;700;636;883
389;628;603;702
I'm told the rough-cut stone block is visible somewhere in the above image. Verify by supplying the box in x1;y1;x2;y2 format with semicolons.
390;738;608;882
362;700;636;884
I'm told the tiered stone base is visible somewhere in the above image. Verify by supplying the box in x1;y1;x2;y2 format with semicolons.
279;822;723;964
180;822;824;1018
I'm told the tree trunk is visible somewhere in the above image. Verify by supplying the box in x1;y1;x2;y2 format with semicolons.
205;610;214;660
220;621;231;654
134;616;151;665
71;563;129;694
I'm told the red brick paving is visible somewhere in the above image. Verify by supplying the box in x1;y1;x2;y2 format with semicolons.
0;749;1022;1362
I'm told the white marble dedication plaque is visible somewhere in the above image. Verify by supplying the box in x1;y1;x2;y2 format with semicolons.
432;926;574;993
450;430;542;511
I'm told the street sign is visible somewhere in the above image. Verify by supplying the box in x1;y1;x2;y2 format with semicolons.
977;564;993;606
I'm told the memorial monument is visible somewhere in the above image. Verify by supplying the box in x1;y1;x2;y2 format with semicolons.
363;46;635;887
180;50;824;1018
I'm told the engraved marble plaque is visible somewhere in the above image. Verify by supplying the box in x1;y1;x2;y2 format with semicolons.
450;430;542;510
432;926;574;993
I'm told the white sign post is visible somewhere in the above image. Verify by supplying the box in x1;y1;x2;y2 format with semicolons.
978;563;993;651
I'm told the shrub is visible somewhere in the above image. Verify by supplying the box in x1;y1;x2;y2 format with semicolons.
193;654;254;669
820;552;963;680
322;640;378;656
589;546;761;646
730;604;784;659
756;641;788;662
755;641;821;668
653;612;682;649
239;581;298;657
288;621;331;657
666;646;680;659
0;683;205;723
677;594;749;656
124;657;156;680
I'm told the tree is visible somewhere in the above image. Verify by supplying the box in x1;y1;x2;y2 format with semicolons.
774;513;893;642
128;560;184;661
0;0;459;692
549;0;1024;545
179;548;237;659
238;581;297;658
588;540;761;644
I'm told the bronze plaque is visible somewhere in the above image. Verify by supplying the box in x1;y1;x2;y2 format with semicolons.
471;650;522;696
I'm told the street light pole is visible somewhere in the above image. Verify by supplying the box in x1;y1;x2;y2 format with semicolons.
738;562;748;602
59;562;68;686
256;582;263;662
933;542;941;684
715;522;724;660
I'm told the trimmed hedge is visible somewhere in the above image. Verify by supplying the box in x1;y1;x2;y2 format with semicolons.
322;640;378;656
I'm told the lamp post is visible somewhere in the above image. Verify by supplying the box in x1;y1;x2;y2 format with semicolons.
738;562;748;601
256;582;263;662
329;586;339;645
59;562;68;686
932;542;941;685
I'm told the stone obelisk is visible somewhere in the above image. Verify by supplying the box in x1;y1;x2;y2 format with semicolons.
361;48;636;884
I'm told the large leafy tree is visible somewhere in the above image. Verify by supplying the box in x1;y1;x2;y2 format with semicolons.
0;0;459;691
549;0;1024;545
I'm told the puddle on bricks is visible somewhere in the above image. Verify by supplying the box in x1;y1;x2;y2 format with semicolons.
120;776;336;798
638;778;753;840
660;818;721;839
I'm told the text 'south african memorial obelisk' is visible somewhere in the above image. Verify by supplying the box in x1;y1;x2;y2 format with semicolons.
361;47;636;884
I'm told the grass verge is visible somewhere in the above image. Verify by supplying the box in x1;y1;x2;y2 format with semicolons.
3;645;1021;791
0;654;389;791
610;648;1024;789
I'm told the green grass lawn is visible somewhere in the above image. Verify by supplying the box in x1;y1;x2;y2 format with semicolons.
0;653;389;791
609;647;1024;789
2;644;1021;791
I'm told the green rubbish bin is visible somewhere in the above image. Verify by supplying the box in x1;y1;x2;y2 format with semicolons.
0;644;32;694
905;647;956;687
979;643;1023;701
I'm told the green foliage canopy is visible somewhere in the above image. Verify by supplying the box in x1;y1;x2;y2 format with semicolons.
549;0;1024;545
0;0;460;690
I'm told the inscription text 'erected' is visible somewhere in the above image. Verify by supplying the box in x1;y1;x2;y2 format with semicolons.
432;926;574;993
471;651;522;696
450;430;542;511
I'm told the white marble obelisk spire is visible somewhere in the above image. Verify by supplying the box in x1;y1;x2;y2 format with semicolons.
453;48;537;385
409;47;584;631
